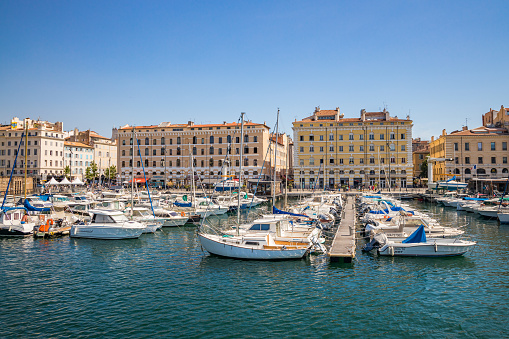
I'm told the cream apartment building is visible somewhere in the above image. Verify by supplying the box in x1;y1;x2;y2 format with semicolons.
0;117;65;182
115;120;289;187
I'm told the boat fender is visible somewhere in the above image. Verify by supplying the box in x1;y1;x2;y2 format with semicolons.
281;246;287;250
389;246;394;256
434;243;438;252
181;211;185;217
50;232;54;236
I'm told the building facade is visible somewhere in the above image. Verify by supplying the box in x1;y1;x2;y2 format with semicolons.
66;129;117;178
0;117;65;181
115;120;288;187
429;126;509;183
292;107;413;189
412;138;429;180
64;141;94;180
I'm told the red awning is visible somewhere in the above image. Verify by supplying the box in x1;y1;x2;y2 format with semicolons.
128;178;146;183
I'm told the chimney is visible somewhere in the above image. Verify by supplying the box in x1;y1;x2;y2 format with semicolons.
188;121;194;126
462;126;468;131
431;136;434;142
442;129;446;136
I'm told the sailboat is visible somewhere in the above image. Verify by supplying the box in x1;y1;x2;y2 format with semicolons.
197;111;313;260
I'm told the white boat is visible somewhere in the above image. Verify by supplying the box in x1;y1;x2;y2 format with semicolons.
0;207;34;237
438;180;468;190
127;207;163;233
366;225;476;257
70;210;146;239
198;232;310;260
213;178;240;192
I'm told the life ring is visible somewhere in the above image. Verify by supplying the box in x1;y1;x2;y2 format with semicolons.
384;215;388;218
46;219;54;226
180;211;185;217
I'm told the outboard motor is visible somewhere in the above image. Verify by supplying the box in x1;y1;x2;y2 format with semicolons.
362;233;388;252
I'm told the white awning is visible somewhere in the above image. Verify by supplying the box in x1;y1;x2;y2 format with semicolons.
71;178;85;185
47;177;59;185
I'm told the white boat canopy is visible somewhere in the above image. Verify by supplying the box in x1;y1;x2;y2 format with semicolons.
47;177;59;185
59;177;71;185
71;178;85;185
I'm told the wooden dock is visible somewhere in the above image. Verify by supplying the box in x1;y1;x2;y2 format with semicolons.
329;195;356;263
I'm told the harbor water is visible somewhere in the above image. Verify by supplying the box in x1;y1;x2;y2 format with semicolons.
1;199;508;338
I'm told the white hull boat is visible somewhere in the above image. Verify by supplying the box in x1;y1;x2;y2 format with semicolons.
198;233;309;260
378;239;476;257
498;212;509;224
70;210;146;239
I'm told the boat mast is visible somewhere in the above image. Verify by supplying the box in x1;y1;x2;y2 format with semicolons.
130;126;135;218
189;143;196;212
237;112;245;229
24;118;28;200
272;109;279;209
284;134;288;209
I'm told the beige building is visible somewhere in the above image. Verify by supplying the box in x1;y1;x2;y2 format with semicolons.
115;120;289;187
0;117;65;182
293;107;413;189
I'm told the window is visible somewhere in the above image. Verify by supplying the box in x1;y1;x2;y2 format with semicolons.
491;142;496;151
227;135;231;143
244;135;249;142
491;157;496;164
329;158;334;164
253;136;257;142
145;149;149;156
465;157;470;164
370;145;375;152
401;145;405;151
177;137;181;145
193;147;197;155
338;146;343;152
218;148;223;155
359;158;364;164
236;137;240;143
329;146;334;152
218;137;222;144
349;158;354;164
369;133;374;140
359;146;364;152
503;142;507;151
244;147;249;154
349;134;354;140
309;135;314;141
161;137;165;145
390;144;395;151
454;143;458;151
310;146;314;152
253;147;258;153
401;158;406;163
478;142;482;151
320;158;323;164
210;136;214;144
390;132;395;140
319;147;323;152
359;134;364;140
503;157;507;164
329;134;334;141
349;145;354;152
455;157;459;164
401;133;405;139
478;157;483;164
465;142;469;151
309;158;315;165
338;135;343;140
370;157;375;164
380;145;385;152
209;147;214;155
200;149;204;155
210;158;214;167
300;159;304;166
300;147;304;152
319;135;323;141
192;136;197;144
380;134;384;140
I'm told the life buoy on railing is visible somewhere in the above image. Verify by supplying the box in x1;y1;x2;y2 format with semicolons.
180;211;185;217
47;219;54;226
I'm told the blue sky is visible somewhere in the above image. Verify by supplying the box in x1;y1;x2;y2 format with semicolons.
1;0;508;140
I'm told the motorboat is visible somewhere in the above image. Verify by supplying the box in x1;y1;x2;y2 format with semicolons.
364;225;476;257
498;212;509;224
126;207;163;233
70;209;146;239
0;207;34;237
213;178;240;192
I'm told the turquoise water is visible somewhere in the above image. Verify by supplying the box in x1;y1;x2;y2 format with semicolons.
1;200;508;338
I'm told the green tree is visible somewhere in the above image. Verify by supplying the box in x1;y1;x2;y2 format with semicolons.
104;165;117;179
85;161;99;181
64;165;71;179
420;159;428;178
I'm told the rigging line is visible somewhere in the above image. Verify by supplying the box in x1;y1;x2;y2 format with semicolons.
135;134;156;218
1;132;25;210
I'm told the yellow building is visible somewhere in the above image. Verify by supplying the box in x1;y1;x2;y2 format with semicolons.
292;107;413;189
429;126;509;182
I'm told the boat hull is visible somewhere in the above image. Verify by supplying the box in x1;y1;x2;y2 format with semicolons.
378;240;475;257
198;233;309;260
70;224;144;239
498;213;509;224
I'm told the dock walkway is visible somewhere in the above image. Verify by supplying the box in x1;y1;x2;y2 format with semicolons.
329;195;356;263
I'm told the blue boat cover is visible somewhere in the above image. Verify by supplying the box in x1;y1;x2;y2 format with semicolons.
23;199;51;212
174;201;192;207
368;209;390;214
463;197;487;201
364;196;382;199
272;206;310;218
402;224;426;243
